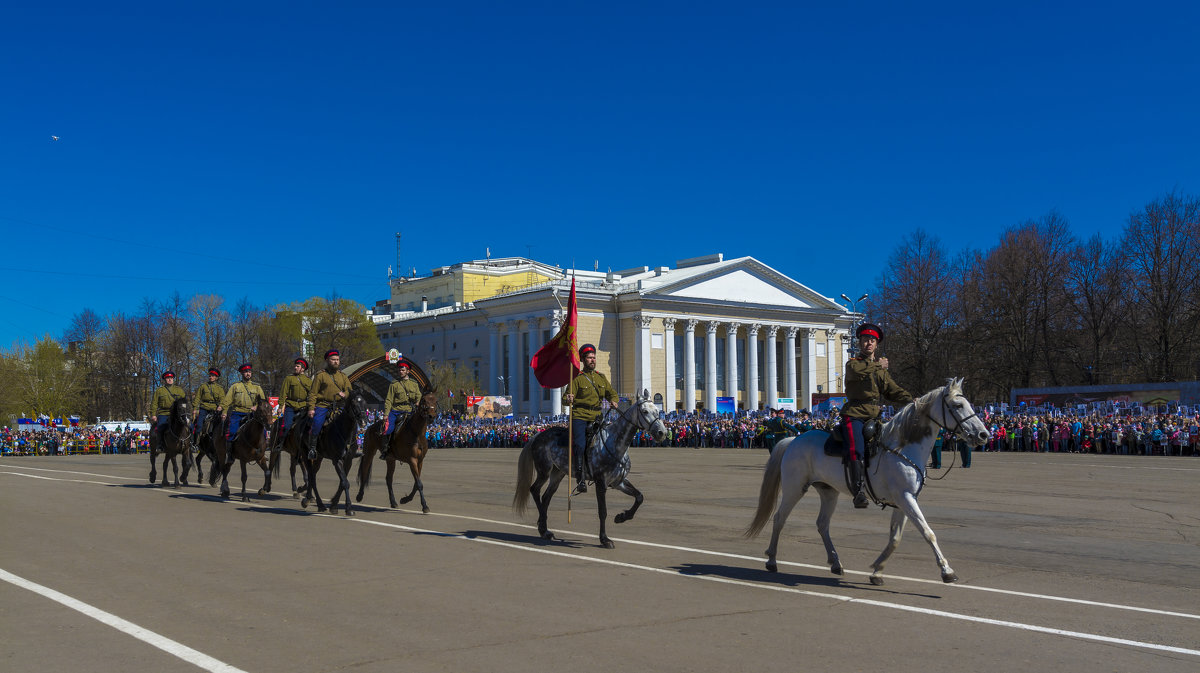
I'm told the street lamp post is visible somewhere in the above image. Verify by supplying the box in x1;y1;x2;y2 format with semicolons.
497;376;507;396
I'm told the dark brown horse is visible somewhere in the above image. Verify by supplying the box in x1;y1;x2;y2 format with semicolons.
213;403;273;501
356;389;439;512
268;415;309;496
149;397;193;488
193;412;220;486
301;389;368;515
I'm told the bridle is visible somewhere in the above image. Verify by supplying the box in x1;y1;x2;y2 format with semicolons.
926;389;980;442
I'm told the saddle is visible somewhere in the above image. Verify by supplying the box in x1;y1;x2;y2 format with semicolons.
823;419;881;464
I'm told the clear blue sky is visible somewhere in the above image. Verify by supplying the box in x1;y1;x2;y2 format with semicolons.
3;1;1197;347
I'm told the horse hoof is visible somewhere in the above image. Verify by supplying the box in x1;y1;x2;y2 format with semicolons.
355;494;364;503
870;575;884;586
318;505;328;513
257;488;266;496
614;513;626;524
831;564;844;576
345;509;355;517
421;506;429;514
540;531;556;541
942;571;959;584
600;539;615;550
241;496;250;503
301;498;309;509
765;561;777;573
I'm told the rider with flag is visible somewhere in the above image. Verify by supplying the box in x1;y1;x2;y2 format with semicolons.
562;343;618;493
841;323;912;508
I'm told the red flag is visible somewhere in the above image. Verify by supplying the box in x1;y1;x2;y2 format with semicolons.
530;277;580;388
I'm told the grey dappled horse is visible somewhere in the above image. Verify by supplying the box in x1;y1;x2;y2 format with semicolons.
513;390;670;549
746;378;990;585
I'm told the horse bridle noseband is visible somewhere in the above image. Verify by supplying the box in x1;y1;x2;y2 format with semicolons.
927;391;980;442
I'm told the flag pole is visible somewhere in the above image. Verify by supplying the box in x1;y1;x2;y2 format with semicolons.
566;367;574;524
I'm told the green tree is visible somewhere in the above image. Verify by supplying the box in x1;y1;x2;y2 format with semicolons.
14;337;86;419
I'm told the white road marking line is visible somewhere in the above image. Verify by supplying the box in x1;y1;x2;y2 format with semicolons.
0;568;249;673
6;465;1199;625
342;514;1200;658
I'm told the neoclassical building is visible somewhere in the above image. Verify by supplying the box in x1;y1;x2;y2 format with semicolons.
371;254;856;417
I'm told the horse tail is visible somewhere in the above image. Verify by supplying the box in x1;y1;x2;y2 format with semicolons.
745;440;786;538
357;435;375;493
208;448;222;487
512;439;535;516
270;448;281;478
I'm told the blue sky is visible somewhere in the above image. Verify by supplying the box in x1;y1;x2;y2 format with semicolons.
3;2;1197;347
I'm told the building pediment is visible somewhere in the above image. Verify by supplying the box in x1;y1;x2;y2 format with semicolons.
641;258;841;312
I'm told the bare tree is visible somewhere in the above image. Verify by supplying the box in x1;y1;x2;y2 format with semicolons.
870;229;955;394
1120;191;1200;381
1063;234;1127;385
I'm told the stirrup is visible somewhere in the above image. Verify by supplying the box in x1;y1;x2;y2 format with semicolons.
572;480;588;495
853;492;870;509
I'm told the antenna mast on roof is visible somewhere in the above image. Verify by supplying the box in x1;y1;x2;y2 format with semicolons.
393;233;402;280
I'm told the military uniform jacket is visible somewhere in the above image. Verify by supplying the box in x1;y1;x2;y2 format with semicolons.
385;378;422;414
221;381;265;413
307;369;351;411
278;374;312;410
763;417;799;437
566;370;617;422
151;385;187;417
842;356;913;420
194;382;226;412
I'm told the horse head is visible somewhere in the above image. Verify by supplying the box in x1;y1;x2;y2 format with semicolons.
347;388;368;424
171;397;191;422
417;389;439;421
632;389;670;443
931;378;990;447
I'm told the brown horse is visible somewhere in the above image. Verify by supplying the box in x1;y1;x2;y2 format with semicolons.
212;403;273;501
357;389;438;512
149;397;193;488
268;415;309;496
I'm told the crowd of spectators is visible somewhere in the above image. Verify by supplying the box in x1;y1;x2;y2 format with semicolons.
5;408;1198;457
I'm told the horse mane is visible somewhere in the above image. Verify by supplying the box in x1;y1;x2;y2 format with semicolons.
881;378;962;447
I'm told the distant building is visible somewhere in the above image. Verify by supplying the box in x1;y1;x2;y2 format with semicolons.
370;254;857;417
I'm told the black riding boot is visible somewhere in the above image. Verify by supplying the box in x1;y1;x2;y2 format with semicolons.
850;459;869;509
304;433;316;461
574;449;590;494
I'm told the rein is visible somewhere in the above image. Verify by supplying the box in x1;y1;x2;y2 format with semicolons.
925;388;980;443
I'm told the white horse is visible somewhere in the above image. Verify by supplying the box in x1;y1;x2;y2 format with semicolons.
746;378;990;585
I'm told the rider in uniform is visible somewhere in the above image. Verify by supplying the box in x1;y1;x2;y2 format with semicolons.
219;363;266;452
561;343;617;493
275;357;312;448
150;371;187;448
193;367;224;437
306;349;351;460
841;323;912;508
381;359;421;451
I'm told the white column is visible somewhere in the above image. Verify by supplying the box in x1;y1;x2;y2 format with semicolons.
549;311;563;416
725;322;740;409
662;318;676;412
684;319;697;412
765;325;778;409
840;332;852;393
507;319;522;416
705;321;719;413
801;328;817;411
527;315;542;417
826;329;839;395
488;323;502;395
785;326;798;406
746;323;760;412
635;314;652;398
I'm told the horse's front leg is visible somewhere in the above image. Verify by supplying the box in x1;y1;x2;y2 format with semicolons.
301;458;326;512
609;478;643;524
149;444;158;484
880;492;955;584
333;459;353;516
595;480;613;549
180;445;192;487
398;457;427;513
168;453;180;488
